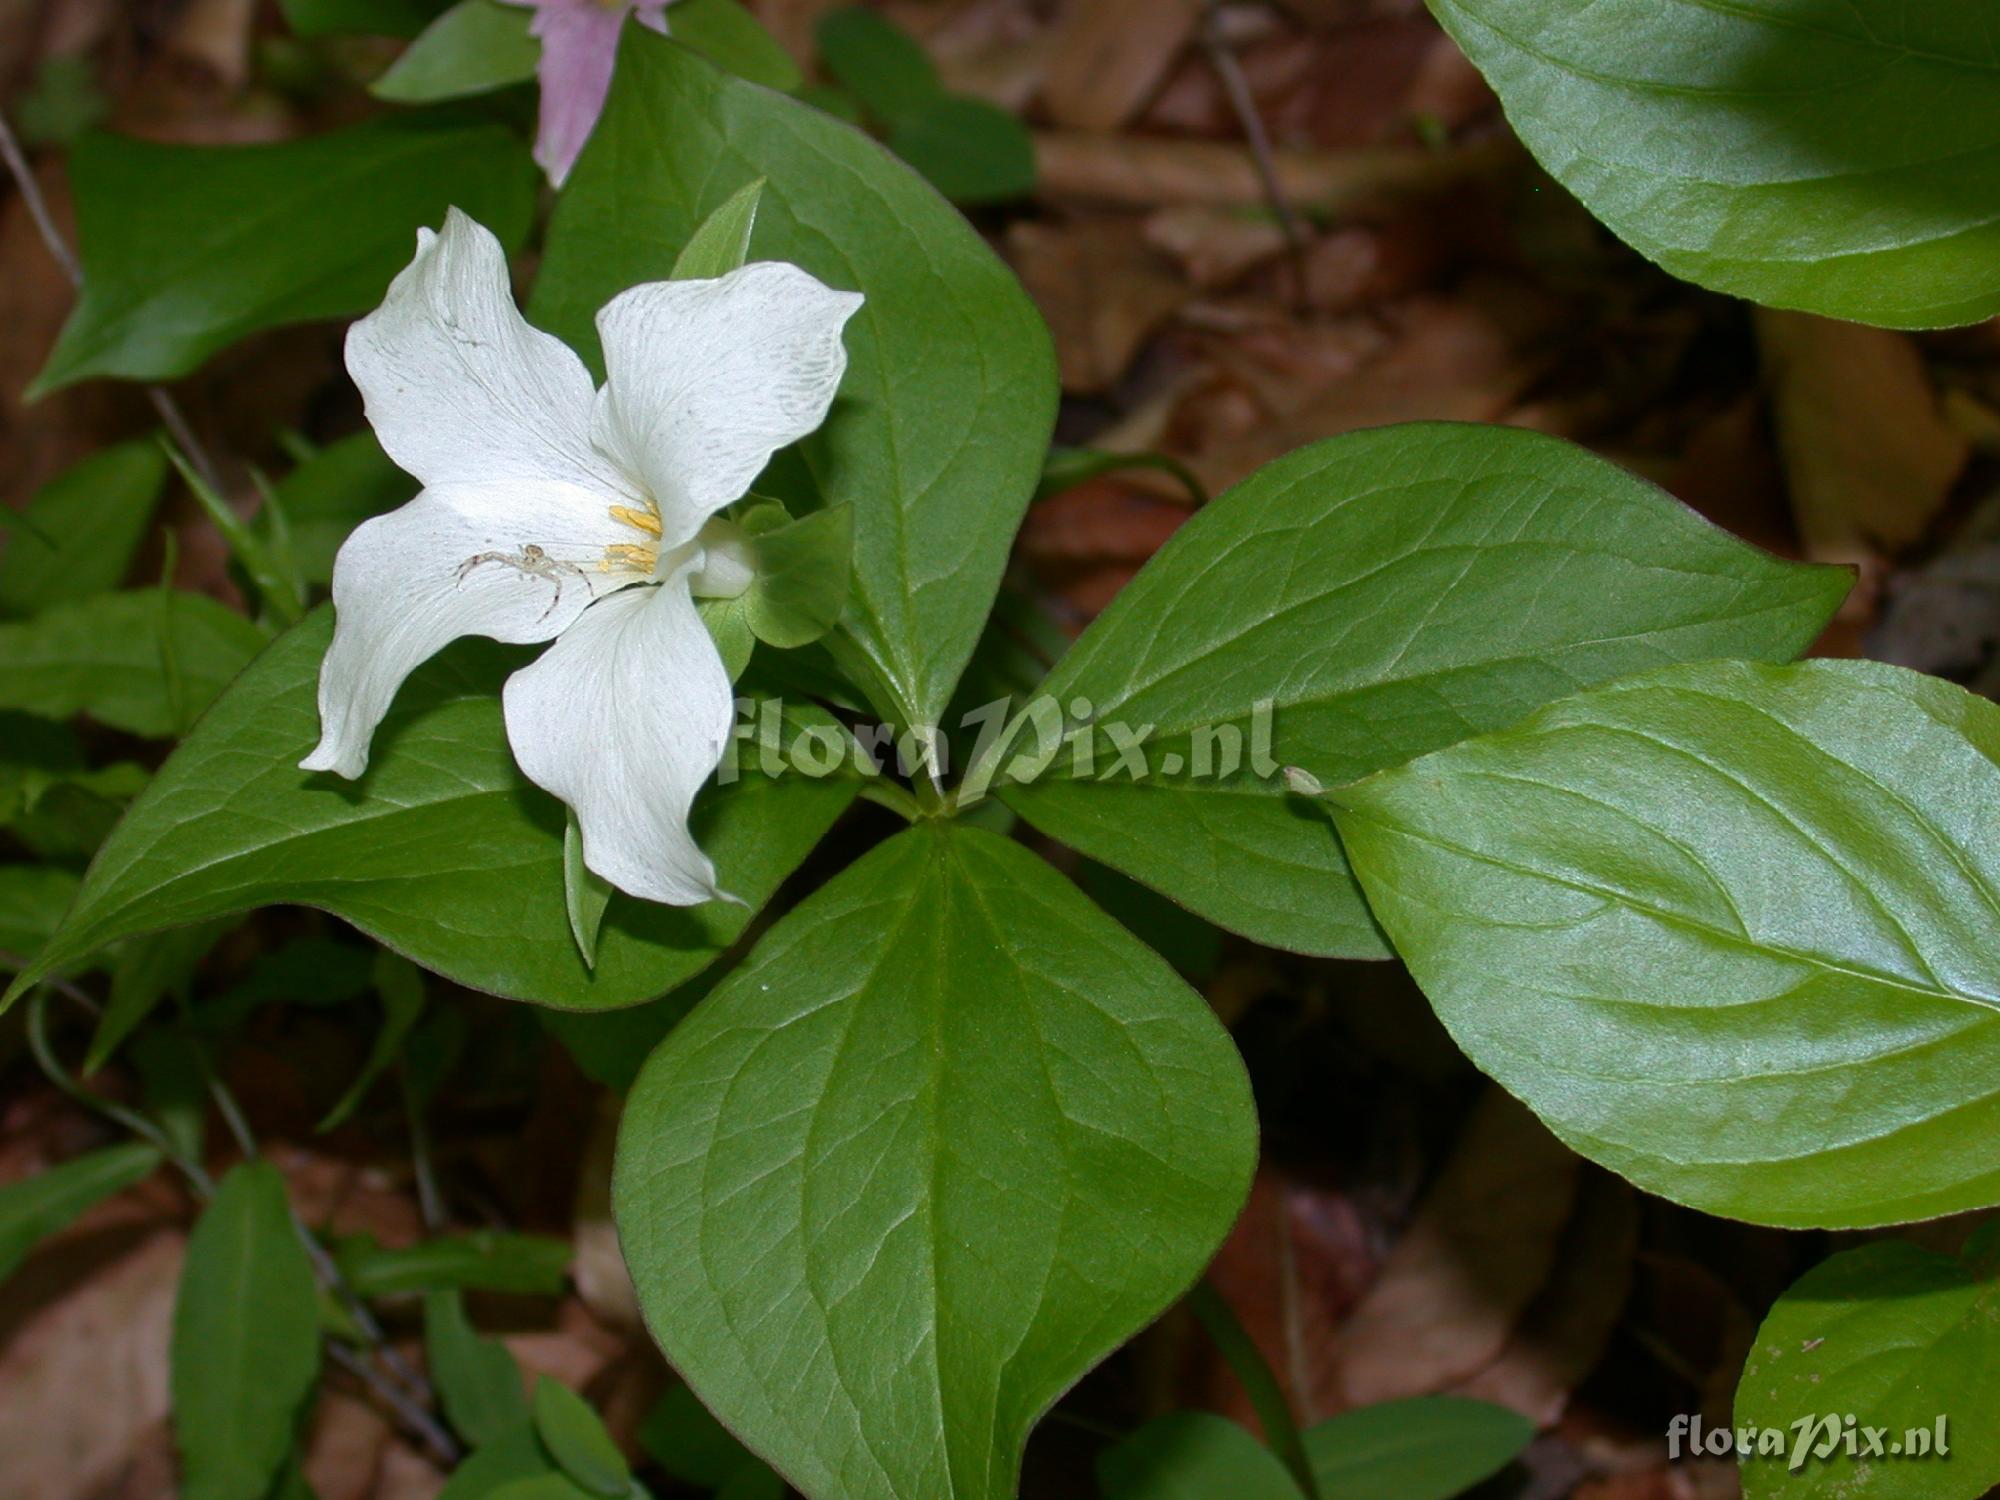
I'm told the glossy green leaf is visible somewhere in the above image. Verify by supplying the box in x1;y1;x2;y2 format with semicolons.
993;424;1848;960
171;1161;321;1500
1329;657;2000;1228
426;1291;530;1449
266;433;416;591
5;608;860;1012
1735;1228;1998;1499
534;29;1057;733
532;1379;630;1498
0;589;265;738
336;1230;571;1296
373;0;537;102
35;116;536;394
888;95;1035;205
1099;1413;1306;1500
0;440;167;616
487;1477;601;1500
614;823;1256;1500
0;1142;160;1284
667;0;803;93
1429;0;2000;327
814;7;941;124
1305;1396;1533;1500
670;178;764;281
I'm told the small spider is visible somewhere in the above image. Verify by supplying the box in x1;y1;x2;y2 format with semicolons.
457;544;590;622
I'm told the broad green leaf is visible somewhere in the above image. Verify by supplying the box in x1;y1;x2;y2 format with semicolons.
1099;1413;1306;1500
0;1142;160;1284
532;1379;630;1498
35;116;535;394
887;95;1035;205
373;0;537;102
318;950;426;1128
14;54;107;146
1429;0;2000;327
0;440;167;616
993;424;1849;960
281;0;451;37
1328;658;2000;1228
614;823;1256;1500
1305;1396;1533;1500
667;0;803;93
5;608;860;1012
487;1478;600;1500
814;8;941;124
1735;1230;1997;1499
336;1230;571;1296
0;589;265;738
266;433;415;590
0;864;79;958
172;1161;321;1500
670;178;764;280
534;29;1057;734
426;1291;530;1449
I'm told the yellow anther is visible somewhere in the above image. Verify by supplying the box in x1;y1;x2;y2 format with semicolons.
602;543;659;575
609;504;662;537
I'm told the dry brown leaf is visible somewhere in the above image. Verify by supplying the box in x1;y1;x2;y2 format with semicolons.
1452;1172;1638;1427
1757;309;1969;568
169;0;258;89
1042;0;1199;131
1007;218;1189;394
1020;478;1194;617
1143;206;1288;290
1186;296;1531;491
1190;1163;1380;1426
1330;1088;1580;1408
0;1231;184;1500
1035;130;1506;212
301;1390;393;1500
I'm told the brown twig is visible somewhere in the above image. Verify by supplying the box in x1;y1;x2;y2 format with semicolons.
1200;0;1310;309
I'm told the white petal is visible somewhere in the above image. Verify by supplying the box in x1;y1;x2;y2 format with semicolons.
348;209;631;497
590;261;862;546
302;480;632;778
501;580;736;906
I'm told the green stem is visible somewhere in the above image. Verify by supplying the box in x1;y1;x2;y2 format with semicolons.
1187;1280;1321;1498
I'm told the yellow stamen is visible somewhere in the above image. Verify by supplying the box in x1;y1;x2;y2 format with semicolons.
601;543;659;575
609;504;662;537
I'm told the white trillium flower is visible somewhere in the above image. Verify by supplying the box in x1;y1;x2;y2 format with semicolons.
301;209;862;906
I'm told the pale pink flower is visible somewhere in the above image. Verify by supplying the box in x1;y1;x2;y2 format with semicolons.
502;0;674;187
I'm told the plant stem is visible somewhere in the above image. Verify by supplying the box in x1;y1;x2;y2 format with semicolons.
1200;0;1310;310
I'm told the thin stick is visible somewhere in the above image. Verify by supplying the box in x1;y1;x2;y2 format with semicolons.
0;108;226;496
1201;0;1310;308
330;1340;462;1464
